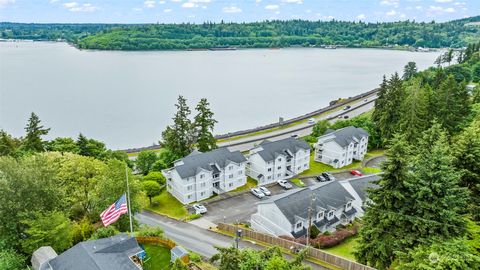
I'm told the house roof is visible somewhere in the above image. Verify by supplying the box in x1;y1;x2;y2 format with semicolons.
43;234;142;270
322;126;369;148
174;148;247;178
171;246;189;259
263;181;355;225
348;174;380;201
255;138;310;162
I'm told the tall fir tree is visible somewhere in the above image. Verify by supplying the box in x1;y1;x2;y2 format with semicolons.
193;98;218;152
355;134;412;269
402;61;417;80
434;75;471;134
453;118;480;221
398;78;429;143
76;133;89;156
22;112;50;153
161;95;194;157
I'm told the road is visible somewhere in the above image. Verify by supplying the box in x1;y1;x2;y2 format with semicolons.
136;211;329;270
219;93;377;152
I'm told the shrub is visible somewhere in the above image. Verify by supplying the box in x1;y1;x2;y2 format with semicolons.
189;252;202;263
311;226;358;249
90;226;119;240
72;218;94;244
309;225;320;239
186;214;201;221
136;225;164;238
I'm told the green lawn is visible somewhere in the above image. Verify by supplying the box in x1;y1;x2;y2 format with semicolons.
143;244;171;270
323;236;359;261
291;178;306;187
146;189;188;219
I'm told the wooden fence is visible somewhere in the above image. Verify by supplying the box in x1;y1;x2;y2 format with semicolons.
218;223;376;270
135;236;177;249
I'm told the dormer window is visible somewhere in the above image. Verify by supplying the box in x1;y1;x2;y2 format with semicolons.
296;222;302;229
328;211;334;218
317;212;324;220
346;202;352;208
200;174;204;179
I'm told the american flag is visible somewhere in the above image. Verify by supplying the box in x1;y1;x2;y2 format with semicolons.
100;194;128;227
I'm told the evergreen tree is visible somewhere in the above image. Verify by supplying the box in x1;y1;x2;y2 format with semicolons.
22;112;50;152
402;61;417;80
453;118;480;221
161;96;195;157
77;133;89;156
355;134;412;269
434;75;471;134
398;78;429;143
193;98;218;152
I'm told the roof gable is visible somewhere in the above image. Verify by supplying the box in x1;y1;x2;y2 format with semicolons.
320;126;369;148
255;138;310;162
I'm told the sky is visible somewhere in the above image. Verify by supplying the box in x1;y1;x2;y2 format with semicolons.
0;0;478;24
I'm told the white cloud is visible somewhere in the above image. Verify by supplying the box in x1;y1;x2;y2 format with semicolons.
444;7;455;12
171;0;182;2
386;9;397;16
49;0;60;3
0;0;15;8
144;0;155;8
281;0;303;3
163;8;172;12
133;7;142;11
380;0;399;8
159;0;166;3
356;13;366;20
180;0;210;8
399;13;406;18
62;2;98;12
428;5;456;13
415;5;423;10
182;2;196;8
435;0;453;2
223;6;242;13
265;4;279;10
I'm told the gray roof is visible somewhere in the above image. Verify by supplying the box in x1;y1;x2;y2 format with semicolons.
171;246;189;261
349;174;380;201
45;234;142;270
32;246;57;270
255;138;310;162
266;181;355;225
175;148;247;178
323;126;369;148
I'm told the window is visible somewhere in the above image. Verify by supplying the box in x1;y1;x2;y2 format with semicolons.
317;212;324;220
277;173;281;178
277;166;281;170
297;166;301;170
304;164;307;168
238;170;243;175
267;168;272;172
187;195;192;199
278;158;282;162
229;165;233;170
200;182;206;188
328;211;334;217
229;183;233;187
229;174;234;179
200;174;204;179
296;222;302;229
187;185;192;191
267;176;272;180
346;202;352;208
200;191;205;196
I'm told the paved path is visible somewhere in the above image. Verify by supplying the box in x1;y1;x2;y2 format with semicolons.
220;94;377;152
136;211;329;270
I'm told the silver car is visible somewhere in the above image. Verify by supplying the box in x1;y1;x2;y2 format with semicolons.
277;180;293;189
259;186;271;196
251;188;265;199
192;203;207;215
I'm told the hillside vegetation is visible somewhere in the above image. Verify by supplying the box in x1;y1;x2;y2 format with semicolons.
1;16;480;50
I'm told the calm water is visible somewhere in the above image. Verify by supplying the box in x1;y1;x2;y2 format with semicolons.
0;41;440;149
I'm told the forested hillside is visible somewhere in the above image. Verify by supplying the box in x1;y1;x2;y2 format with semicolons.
1;16;479;50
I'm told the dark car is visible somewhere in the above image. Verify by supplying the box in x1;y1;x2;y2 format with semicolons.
343;115;349;119
316;175;327;182
321;172;335;181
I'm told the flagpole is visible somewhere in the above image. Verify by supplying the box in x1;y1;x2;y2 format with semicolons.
125;164;134;236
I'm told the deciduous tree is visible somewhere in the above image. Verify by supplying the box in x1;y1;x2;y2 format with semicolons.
143;180;162;204
135;150;158;175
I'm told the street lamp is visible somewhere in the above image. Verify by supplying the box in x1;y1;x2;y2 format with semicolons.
235;229;242;249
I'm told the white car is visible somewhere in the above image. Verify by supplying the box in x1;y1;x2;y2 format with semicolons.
251;188;265;199
192;203;207;215
307;118;316;125
259;186;271;196
277;180;293;189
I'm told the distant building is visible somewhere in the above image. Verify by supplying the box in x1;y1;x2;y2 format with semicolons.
31;234;143;270
247;138;310;185
314;126;369;169
251;174;380;238
163;148;247;204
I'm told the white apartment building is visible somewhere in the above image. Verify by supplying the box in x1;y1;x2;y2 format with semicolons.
314;126;369;169
247;138;310;185
162;148;247;204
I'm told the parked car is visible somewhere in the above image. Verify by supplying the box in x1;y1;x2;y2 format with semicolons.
343;115;349;119
316;175;327;182
259;186;271;196
192;204;207;215
343;105;351;111
251;188;265;199
290;134;298;138
308;118;316;125
321;172;335;181
350;170;364;176
277;180;293;189
364;98;368;102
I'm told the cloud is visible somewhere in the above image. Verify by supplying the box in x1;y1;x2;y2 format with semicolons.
171;0;182;2
281;0;303;3
49;0;60;3
435;0;453;2
0;0;14;8
133;7;142;11
181;0;210;8
164;8;172;12
62;2;99;12
386;9;397;16
380;0;399;8
265;4;279;10
144;0;155;8
428;5;456;13
223;6;242;13
159;0;166;3
356;13;366;20
182;2;196;8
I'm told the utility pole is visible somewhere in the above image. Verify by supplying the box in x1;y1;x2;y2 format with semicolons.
306;194;316;246
125;164;133;236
